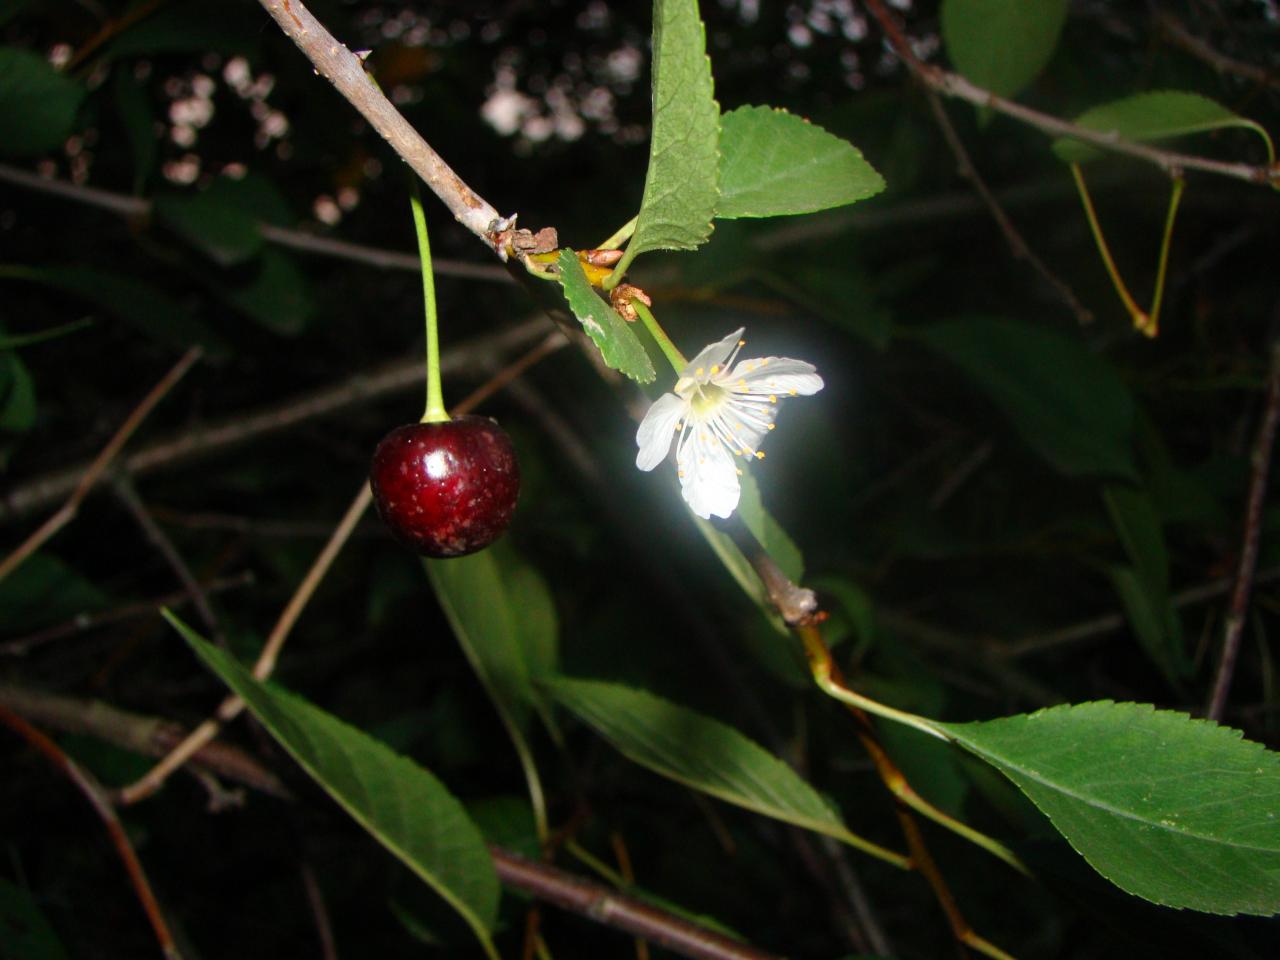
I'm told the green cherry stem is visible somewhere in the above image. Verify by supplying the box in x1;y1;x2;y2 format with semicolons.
630;300;686;373
409;178;449;423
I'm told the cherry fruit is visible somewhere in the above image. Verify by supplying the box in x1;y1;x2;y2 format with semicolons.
370;416;520;558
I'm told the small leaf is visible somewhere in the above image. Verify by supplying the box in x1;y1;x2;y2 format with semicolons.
0;47;85;156
155;182;265;267
546;677;867;847
1102;485;1189;681
737;472;804;584
939;701;1280;915
941;0;1068;99
169;615;502;951
226;249;315;336
556;251;655;383
1052;91;1276;165
0;876;68;960
717;106;884;219
113;66;158;192
621;0;720;268
0;352;35;432
912;317;1137;479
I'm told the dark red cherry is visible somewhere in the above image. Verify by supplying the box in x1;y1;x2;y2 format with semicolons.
369;416;520;558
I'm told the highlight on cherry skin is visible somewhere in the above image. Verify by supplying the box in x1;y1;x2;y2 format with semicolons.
369;416;520;558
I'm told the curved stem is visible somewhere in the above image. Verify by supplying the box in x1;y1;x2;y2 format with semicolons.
410;180;449;423
1071;164;1146;329
597;216;638;252
630;301;686;373
1144;177;1186;338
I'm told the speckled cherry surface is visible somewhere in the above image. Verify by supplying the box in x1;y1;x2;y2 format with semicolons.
369;416;520;558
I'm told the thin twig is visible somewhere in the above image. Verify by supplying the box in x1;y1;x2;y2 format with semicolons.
0;683;291;799
300;861;340;960
118;336;565;804
1155;10;1280;90
1002;565;1280;659
0;163;513;282
1207;341;1280;720
255;0;503;240
1;572;254;657
1;320;550;523
490;846;782;960
921;88;1093;325
112;476;224;646
861;0;1278;187
0;705;184;960
0;347;202;583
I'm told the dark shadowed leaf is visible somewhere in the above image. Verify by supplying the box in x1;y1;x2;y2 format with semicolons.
717;106;884;219
942;0;1068;99
940;701;1280;914
226;249;315;336
0;264;226;353
0;47;84;156
170;616;501;952
912;317;1137;479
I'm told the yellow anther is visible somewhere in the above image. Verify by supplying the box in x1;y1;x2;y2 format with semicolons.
755;451;765;459
738;339;745;346
769;395;777;403
767;423;775;430
710;364;719;374
738;379;747;387
789;388;797;396
695;367;704;376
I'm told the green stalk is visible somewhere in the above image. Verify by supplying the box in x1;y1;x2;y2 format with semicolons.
1145;177;1186;338
409;179;449;423
1071;163;1145;329
630;300;686;373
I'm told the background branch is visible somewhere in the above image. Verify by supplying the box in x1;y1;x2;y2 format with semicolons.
256;0;503;241
861;0;1278;186
1207;339;1280;720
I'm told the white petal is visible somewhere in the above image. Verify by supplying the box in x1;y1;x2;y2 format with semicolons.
728;356;823;397
680;328;746;381
635;392;687;471
716;403;770;455
676;423;741;519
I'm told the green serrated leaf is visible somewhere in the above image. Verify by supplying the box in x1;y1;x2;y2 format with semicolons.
545;677;896;859
0;47;85;157
911;317;1137;480
939;701;1280;915
1052;91;1276;166
941;0;1068;99
717;106;884;219
168;615;501;954
556;251;655;383
619;0;719;270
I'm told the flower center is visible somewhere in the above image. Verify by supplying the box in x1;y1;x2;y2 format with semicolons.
688;382;727;417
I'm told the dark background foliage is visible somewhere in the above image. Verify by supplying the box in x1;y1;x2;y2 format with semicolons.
2;1;1279;957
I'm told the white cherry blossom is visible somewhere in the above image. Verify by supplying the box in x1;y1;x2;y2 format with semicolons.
635;328;824;519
